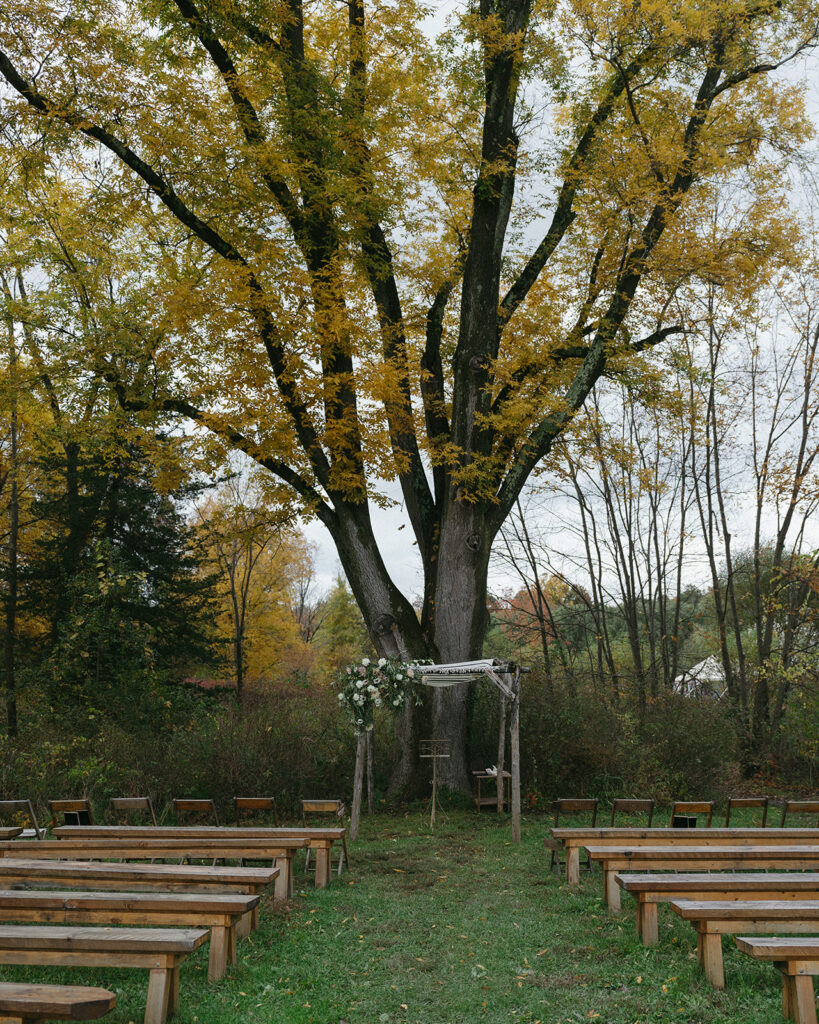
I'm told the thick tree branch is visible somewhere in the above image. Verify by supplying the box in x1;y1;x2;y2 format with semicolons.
170;0;304;235
0;48;334;492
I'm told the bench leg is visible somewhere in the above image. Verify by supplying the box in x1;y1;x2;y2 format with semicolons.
566;847;580;887
168;965;180;1018
315;846;330;889
236;911;252;939
791;975;818;1024
274;857;290;900
782;973;795;1022
639;902;658;946
144;968;172;1024
209;925;229;982
604;869;621;912
698;932;725;990
228;923;238;965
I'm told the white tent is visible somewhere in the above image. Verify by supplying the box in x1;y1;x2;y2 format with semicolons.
672;656;728;699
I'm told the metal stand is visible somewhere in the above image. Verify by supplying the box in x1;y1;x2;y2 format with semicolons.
420;738;451;831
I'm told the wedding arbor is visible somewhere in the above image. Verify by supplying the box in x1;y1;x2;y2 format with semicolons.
345;659;524;842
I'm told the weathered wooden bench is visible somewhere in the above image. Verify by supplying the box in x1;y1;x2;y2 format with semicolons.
54;826;344;889
0;830;23;842
584;845;819;911
735;936;819;1024
0;889;259;982
550;828;819;886
0;983;115;1022
672;899;819;989
0;839;303;900
616;872;819;945
0;858;277;898
0;925;208;1024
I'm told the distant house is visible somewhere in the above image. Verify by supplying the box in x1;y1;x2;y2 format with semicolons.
672;656;728;699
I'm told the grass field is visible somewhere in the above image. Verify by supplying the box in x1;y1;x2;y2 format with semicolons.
1;809;792;1023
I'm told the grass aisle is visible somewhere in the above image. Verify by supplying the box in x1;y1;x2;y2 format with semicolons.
1;812;787;1022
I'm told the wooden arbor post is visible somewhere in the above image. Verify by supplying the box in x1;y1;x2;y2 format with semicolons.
349;731;367;841
510;668;521;842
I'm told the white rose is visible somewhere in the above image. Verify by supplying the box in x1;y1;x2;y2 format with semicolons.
393;698;401;706
362;658;370;667
337;693;345;701
378;657;386;667
396;673;403;680
356;680;364;689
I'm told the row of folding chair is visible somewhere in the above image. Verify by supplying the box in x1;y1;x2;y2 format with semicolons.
0;795;282;833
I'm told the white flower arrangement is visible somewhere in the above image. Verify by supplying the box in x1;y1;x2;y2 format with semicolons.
335;656;424;733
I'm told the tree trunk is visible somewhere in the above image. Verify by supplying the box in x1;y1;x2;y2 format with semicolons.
4;336;18;737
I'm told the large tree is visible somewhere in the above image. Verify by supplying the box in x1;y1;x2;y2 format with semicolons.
0;0;815;788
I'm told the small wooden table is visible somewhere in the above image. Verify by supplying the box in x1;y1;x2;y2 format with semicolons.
0;983;115;1022
584;845;819;911
616;872;819;945
551;827;819;886
54;826;342;889
472;771;511;810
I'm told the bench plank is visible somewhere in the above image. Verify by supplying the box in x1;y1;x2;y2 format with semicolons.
0;983;115;1022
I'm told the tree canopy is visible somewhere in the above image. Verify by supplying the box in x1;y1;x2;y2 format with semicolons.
1;0;817;786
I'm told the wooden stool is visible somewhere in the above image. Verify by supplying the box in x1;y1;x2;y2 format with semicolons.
0;983;115;1022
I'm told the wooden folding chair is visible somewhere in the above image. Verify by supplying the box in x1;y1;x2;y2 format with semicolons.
0;799;44;839
172;799;218;825
234;796;279;827
669;800;713;828
545;798;599;875
48;799;93;829
724;795;769;827
610;798;655;827
780;800;819;827
172;799;218;864
109;796;157;826
301;799;349;875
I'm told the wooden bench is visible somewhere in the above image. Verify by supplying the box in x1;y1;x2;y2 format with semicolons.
0;829;23;842
584;845;819;911
0;983;115;1022
0;839;304;900
0;889;259;982
54;826;343;889
616;872;819;946
672;899;819;989
550;827;819;886
0;858;277;899
0;925;208;1024
735;937;819;1024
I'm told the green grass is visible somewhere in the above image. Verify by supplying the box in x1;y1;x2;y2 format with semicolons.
0;810;790;1023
